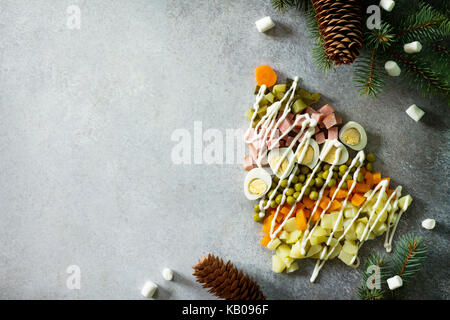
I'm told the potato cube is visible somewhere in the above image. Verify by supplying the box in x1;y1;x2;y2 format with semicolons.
342;240;358;255
267;238;281;251
373;222;388;236
276;244;291;259
290;241;306;259
306;244;322;257
344;206;358;218
284;217;299;232
312;226;329;237
286;261;299;273
356;222;366;241
286;230;302;244
282;256;294;268
328;243;342;259
272;255;286;273
310;235;327;245
398;195;413;211
321;212;341;229
338;250;356;266
344;226;357;241
279;230;289;241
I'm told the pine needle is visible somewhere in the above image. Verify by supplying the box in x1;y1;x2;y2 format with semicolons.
390;234;427;282
356;253;389;300
272;0;311;12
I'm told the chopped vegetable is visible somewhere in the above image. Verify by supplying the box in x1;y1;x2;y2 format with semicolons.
351;193;366;207
255;65;277;87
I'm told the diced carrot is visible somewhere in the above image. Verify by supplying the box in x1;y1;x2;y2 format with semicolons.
303;208;311;218
372;172;382;184
381;177;391;189
276;213;284;223
260;233;271;246
295;202;305;215
329;186;338;198
386;189;395;197
329;200;342;211
360;167;367;175
295;210;307;231
335;189;348;199
351;193;366;207
280;204;291;215
262;213;274;233
355;183;370;193
302;196;316;210
319;196;331;210
311;208;322;222
323;188;330;197
364;172;374;187
347;180;356;190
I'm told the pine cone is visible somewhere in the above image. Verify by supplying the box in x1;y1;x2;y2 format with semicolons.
193;254;266;300
312;0;364;66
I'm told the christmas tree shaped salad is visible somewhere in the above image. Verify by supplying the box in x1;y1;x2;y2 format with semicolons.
243;65;413;282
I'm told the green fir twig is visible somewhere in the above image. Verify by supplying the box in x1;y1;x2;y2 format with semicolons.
272;0;311;12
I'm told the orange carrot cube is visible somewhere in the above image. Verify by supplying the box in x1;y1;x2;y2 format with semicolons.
351;193;366;207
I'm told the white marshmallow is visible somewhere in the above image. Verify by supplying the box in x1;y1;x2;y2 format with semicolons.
406;104;425;122
404;41;423;53
141;281;158;298
255;16;275;33
384;61;401;76
162;268;174;281
380;0;395;12
387;275;403;290
422;218;436;230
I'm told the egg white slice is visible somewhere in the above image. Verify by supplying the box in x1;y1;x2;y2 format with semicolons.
339;121;367;151
296;139;319;169
320;139;349;165
267;147;295;178
244;168;272;200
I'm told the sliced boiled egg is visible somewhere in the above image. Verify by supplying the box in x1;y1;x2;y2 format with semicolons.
339;121;367;151
296;139;319;169
267;147;295;178
244;168;272;200
320;139;349;165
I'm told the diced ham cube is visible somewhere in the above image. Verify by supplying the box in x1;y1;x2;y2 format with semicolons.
286;112;294;122
318;104;335;116
315;131;326;144
267;139;280;149
285;136;294;147
312;112;324;123
249;143;259;161
328;127;339;140
243;155;254;171
315;126;321;134
294;114;306;128
319;121;326;129
323;113;339;129
335;115;342;125
279;140;285;147
279;118;293;134
305;107;318;117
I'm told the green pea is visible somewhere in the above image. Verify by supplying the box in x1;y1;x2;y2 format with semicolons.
338;171;345;177
308;179;315;187
267;189;274;198
345;159;352;166
273;176;280;183
294;191;301;199
309;191;319;200
339;165;348;173
270;200;277;208
291;175;299;184
350;167;356;173
333;172;338;179
286;188;295;196
354;160;361;167
253;213;263;222
254;204;260;213
301;166;309;174
366;153;375;162
275;194;283;204
315;177;324;187
366;162;373;172
311;187;317;192
281;179;288;188
328;178;337;187
357;172;364;182
322;170;329;179
295;183;303;192
304;187;311;196
345;174;352;181
286;196;296;206
341;181;348;189
298;174;306;182
323;164;331;171
263;200;268;207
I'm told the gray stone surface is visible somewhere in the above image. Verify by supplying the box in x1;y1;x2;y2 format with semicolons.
0;0;448;300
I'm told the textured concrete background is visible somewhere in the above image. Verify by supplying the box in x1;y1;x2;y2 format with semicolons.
0;0;448;299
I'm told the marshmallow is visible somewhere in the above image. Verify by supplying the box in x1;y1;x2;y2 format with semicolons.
422;218;436;230
387;275;403;290
380;0;395;12
404;41;423;53
406;104;425;122
141;281;158;298
162;268;174;281
255;16;275;33
384;61;401;76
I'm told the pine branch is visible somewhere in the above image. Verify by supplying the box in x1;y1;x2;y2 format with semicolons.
354;49;385;96
390;234;427;282
305;7;333;71
365;22;395;51
356;253;389;300
396;2;450;43
387;48;450;98
272;0;311;12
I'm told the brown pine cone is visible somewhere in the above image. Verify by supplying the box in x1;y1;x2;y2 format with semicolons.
192;254;266;300
312;0;364;66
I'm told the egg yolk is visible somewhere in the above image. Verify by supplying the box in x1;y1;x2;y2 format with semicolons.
342;128;360;146
297;145;314;165
270;155;289;174
249;178;267;195
324;146;339;163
